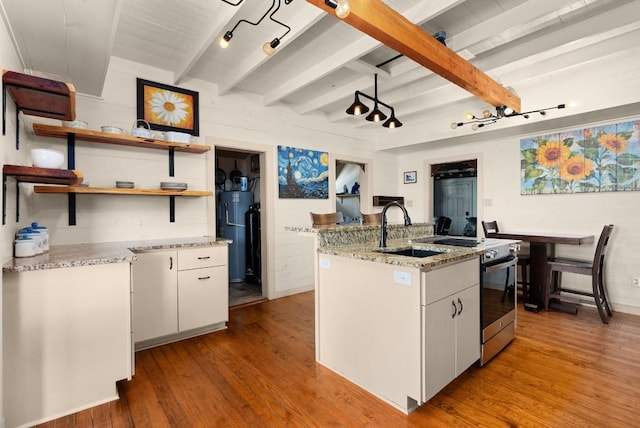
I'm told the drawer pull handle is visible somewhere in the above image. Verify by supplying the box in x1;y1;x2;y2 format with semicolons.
197;256;211;260
198;276;211;280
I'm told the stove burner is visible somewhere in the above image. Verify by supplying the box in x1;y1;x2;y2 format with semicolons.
432;238;479;247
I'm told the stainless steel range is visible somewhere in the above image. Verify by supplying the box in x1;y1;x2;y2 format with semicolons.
428;237;521;365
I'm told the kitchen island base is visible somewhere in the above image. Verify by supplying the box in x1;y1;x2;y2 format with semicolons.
317;253;480;414
3;263;132;428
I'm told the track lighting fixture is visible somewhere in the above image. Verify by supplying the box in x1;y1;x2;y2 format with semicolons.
346;74;402;129
324;0;351;18
219;0;292;55
451;104;566;131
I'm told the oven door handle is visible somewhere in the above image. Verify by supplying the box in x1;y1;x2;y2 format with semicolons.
484;257;518;273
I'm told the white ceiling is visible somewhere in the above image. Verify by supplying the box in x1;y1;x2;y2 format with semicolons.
2;0;640;151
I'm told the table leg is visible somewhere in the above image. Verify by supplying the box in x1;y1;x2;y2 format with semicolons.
527;242;554;309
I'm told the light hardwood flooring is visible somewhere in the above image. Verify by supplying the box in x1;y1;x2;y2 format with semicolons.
37;292;640;427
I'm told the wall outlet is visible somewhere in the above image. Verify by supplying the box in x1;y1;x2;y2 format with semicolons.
632;277;640;287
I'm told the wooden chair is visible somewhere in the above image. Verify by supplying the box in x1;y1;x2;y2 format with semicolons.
310;212;338;227
434;216;452;235
361;212;382;225
545;224;614;324
482;220;532;304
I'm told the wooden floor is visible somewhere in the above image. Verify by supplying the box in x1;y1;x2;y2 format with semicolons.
38;292;640;427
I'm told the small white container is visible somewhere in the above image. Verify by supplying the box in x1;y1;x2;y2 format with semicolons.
31;148;65;169
14;236;37;258
164;131;191;143
29;222;49;251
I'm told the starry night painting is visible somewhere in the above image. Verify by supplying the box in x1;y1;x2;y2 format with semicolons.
278;146;329;199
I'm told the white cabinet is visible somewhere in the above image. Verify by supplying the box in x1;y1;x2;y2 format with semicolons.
3;263;132;428
132;245;228;348
422;258;480;402
177;246;229;331
132;250;178;342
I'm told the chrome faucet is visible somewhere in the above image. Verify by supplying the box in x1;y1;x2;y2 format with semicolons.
379;201;412;248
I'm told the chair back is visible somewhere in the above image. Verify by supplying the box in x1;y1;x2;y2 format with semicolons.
481;220;499;237
310;212;338;227
434;216;452;235
593;224;614;276
361;212;382;225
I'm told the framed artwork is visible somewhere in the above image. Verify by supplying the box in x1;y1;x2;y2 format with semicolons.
136;78;199;135
404;171;417;184
278;146;329;199
520;119;640;194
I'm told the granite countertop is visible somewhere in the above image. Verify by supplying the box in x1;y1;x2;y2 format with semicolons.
318;238;483;269
3;236;230;273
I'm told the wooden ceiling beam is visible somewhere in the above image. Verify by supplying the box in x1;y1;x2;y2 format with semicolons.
306;0;521;113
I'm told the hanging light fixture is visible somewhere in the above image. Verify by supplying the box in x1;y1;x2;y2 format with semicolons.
263;0;291;56
324;0;351;18
451;104;566;130
219;0;293;54
345;74;402;129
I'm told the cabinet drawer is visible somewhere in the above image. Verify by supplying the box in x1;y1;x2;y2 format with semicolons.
178;266;228;331
178;246;227;270
423;257;479;305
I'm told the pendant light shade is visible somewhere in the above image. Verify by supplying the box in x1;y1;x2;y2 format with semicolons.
346;94;369;115
365;105;387;122
382;114;402;129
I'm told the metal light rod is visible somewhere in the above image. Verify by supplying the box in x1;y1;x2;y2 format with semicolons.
306;0;521;113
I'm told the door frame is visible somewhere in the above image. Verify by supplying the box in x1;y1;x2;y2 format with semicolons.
332;153;373;216
208;137;274;301
424;153;484;234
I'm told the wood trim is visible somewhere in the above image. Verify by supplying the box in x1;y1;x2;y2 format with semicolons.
306;0;521;112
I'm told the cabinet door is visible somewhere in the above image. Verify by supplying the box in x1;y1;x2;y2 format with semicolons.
455;285;481;375
423;296;457;402
132;250;178;342
178;265;228;331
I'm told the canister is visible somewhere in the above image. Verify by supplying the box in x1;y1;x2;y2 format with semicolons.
14;236;37;257
29;222;49;251
239;176;248;191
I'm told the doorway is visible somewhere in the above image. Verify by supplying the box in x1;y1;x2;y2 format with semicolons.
432;160;477;236
215;148;267;308
335;160;364;223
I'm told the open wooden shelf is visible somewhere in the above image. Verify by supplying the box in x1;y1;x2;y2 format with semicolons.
33;123;210;154
33;186;211;197
3;165;83;185
3;70;75;121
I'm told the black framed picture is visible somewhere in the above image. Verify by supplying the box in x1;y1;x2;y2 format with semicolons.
404;171;417;184
136;78;199;136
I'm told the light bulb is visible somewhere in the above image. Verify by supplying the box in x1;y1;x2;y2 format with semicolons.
388;121;395;129
354;106;361;115
451;122;458;129
335;0;351;18
482;109;492;118
471;123;479;131
504;106;514;115
263;42;275;56
464;112;474;120
219;37;230;49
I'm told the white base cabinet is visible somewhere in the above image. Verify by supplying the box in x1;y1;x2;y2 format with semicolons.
3;263;132;428
133;245;228;349
317;253;480;414
422;258;480;402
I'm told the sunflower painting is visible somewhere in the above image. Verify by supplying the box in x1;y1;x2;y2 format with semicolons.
278;146;329;199
136;78;199;135
520;119;640;194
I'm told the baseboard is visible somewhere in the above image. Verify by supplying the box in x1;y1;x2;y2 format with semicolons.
272;283;314;299
610;303;640;316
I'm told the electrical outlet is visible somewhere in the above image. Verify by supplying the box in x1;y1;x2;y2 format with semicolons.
633;277;640;287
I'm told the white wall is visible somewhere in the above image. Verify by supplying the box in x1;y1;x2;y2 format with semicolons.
397;128;640;315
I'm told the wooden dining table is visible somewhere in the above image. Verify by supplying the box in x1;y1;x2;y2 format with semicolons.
485;231;595;311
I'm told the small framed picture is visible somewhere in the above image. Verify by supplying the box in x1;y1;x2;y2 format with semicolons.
136;78;199;135
404;171;417;184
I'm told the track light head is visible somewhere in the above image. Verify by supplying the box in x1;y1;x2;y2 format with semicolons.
263;38;280;55
219;31;233;48
325;0;351;18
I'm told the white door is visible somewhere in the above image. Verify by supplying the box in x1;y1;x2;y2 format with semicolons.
441;178;475;235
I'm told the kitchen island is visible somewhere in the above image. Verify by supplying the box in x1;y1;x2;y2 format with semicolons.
2;236;229;428
290;223;484;414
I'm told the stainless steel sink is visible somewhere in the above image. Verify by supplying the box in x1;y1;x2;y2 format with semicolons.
375;248;444;258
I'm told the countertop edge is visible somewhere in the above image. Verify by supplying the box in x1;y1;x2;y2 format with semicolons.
3;237;231;273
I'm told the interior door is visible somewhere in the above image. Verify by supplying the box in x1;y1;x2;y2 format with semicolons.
441;178;475;235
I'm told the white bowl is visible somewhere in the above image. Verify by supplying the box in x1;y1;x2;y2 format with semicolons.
62;120;88;129
31;148;65;169
101;125;123;134
164;131;191;143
